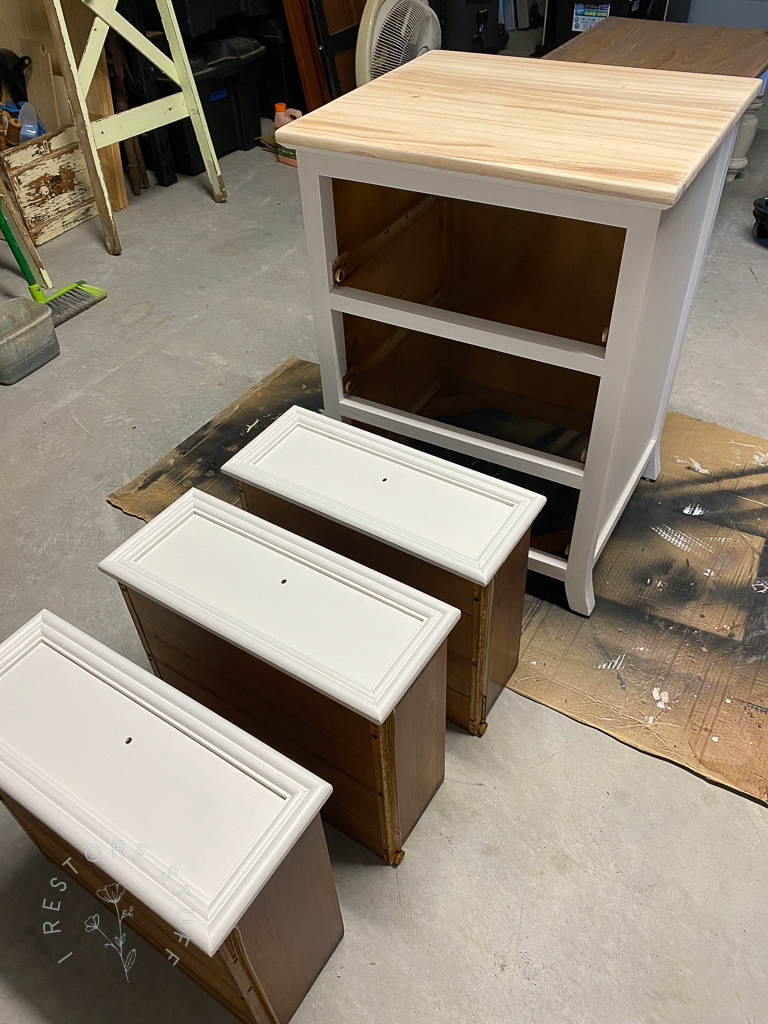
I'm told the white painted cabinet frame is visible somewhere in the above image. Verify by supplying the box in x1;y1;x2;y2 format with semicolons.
294;127;739;615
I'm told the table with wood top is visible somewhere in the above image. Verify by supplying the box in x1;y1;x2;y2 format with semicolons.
277;51;758;614
546;17;768;180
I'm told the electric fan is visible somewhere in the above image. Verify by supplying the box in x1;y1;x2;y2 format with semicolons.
355;0;442;87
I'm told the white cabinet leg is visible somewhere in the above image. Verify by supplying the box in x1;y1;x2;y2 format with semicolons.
564;565;595;617
642;440;661;481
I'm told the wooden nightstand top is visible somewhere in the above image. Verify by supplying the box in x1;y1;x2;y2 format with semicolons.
276;51;759;206
546;17;768;81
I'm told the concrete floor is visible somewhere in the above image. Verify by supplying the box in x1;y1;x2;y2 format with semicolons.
1;117;768;1024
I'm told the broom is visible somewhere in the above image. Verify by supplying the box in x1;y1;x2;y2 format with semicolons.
0;200;106;327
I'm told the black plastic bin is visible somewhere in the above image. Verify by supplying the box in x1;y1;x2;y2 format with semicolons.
437;0;507;53
132;0;277;40
254;17;305;116
157;35;266;176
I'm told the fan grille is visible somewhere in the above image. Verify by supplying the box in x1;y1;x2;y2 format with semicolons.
371;0;441;80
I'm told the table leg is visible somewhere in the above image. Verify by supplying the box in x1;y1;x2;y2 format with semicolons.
727;97;762;182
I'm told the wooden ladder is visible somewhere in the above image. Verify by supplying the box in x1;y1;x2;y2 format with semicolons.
42;0;227;255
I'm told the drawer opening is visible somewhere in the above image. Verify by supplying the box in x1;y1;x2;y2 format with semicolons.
342;314;600;465
351;420;580;563
332;179;626;348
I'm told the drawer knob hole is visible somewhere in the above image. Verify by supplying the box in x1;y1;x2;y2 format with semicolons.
125;737;133;744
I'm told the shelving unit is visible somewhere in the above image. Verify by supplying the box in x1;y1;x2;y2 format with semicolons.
278;52;759;613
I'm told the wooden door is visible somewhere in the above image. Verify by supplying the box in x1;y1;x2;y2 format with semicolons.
283;0;368;108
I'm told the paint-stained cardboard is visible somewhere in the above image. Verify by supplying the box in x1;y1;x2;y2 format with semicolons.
513;411;768;803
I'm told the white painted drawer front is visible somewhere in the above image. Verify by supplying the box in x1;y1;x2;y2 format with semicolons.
222;407;546;584
138;513;422;687
99;489;459;723
0;612;331;955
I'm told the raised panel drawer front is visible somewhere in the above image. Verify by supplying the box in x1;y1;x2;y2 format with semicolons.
222;407;543;735
0;611;342;1024
99;489;459;864
99;488;459;725
222;406;545;585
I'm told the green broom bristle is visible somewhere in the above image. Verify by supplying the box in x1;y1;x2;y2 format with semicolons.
47;282;107;328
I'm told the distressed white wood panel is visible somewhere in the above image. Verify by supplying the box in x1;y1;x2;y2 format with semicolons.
222;407;545;585
99;489;459;723
0;611;331;956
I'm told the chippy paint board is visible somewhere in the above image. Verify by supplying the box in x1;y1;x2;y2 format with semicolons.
0;126;99;245
0;611;331;955
99;489;459;724
222;406;545;585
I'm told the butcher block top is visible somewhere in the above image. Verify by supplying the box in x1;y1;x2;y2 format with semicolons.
275;51;760;206
222;407;545;585
0;611;331;956
99;489;459;724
